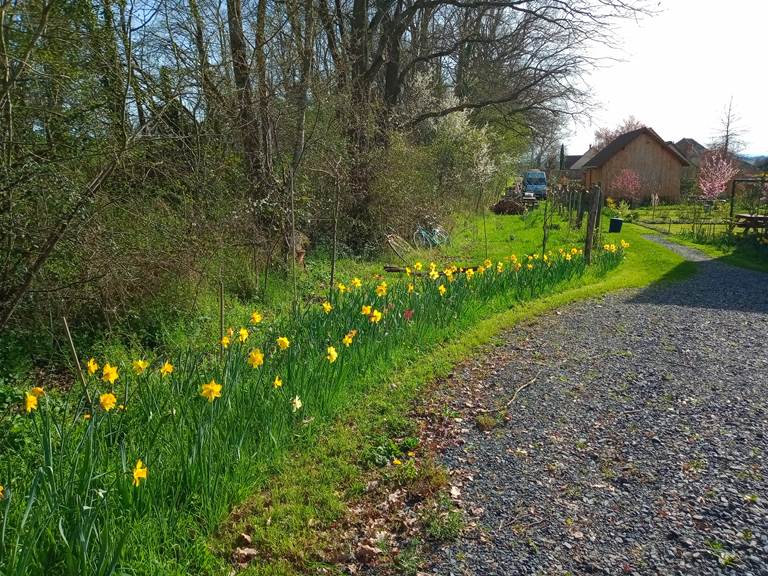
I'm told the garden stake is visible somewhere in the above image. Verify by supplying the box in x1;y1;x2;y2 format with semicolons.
63;316;92;407
219;277;224;362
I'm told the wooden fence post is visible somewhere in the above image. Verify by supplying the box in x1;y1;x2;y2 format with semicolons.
584;184;601;265
595;184;604;248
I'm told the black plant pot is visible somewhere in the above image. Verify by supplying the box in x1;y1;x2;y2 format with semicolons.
608;217;624;233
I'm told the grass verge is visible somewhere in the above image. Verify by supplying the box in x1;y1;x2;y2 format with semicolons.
659;234;768;273
208;224;696;574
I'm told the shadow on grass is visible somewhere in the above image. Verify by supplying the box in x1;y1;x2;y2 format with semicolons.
628;257;768;314
712;239;768;274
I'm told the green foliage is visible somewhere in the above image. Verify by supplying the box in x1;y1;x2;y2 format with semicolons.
423;494;464;541
0;238;626;574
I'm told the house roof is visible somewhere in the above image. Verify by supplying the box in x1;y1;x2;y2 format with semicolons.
570;146;599;169
563;155;582;169
674;138;708;166
583;127;689;168
675;137;759;174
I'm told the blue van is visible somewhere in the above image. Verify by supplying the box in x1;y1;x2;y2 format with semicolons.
523;169;547;199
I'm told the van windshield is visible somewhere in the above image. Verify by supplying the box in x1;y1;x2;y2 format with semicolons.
526;177;546;185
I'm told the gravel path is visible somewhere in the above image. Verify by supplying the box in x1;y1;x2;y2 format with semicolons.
428;239;768;575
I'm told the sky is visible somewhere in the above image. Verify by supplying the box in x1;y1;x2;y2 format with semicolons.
566;0;767;157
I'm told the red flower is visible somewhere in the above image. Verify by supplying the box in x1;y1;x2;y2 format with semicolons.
403;309;414;321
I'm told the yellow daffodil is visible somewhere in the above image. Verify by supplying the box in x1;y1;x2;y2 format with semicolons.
428;262;437;272
132;359;148;375
239;327;249;343
527;263;534;271
226;327;234;338
276;336;290;350
620;239;630;249
31;386;44;397
477;265;486;275
496;262;504;273
465;268;474;280
483;258;492;268
322;301;333;314
342;332;355;347
407;451;416;458
514;262;522;272
86;358;99;375
102;363;118;385
118;404;125;411
221;335;231;348
438;284;447;296
132;459;148;487
25;392;38;413
337;282;347;293
99;392;117;412
429;269;439;280
407;283;415;293
251;311;263;324
248;348;264;368
351;277;362;288
200;379;222;402
83;413;92;421
565;254;572;261
291;395;302;412
361;304;372;316
273;375;283;388
369;309;382;323
571;247;579;255
392;459;402;466
405;266;412;276
160;361;174;377
414;262;423;271
375;281;387;297
0;484;4;500
326;346;338;363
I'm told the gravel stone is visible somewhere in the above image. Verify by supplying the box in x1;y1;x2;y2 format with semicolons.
425;238;768;575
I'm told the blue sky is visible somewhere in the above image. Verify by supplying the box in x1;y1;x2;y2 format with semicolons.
566;0;767;156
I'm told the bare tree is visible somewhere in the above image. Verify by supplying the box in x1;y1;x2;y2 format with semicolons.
593;115;644;150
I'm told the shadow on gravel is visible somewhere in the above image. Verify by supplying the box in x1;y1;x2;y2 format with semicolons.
628;259;768;314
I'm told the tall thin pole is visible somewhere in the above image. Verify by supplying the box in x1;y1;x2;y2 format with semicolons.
63;316;92;406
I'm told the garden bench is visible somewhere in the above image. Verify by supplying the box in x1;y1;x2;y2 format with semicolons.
733;213;768;233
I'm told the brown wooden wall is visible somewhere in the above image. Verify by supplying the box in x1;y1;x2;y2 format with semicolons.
584;133;684;201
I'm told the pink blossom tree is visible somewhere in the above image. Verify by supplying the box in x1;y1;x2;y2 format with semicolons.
609;168;642;207
698;152;739;201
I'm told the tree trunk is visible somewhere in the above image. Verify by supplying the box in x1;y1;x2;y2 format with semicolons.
226;0;261;196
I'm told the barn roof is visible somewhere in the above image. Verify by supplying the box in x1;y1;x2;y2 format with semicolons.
583;127;689;168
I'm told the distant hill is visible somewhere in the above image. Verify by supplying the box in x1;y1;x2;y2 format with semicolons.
739;155;768;167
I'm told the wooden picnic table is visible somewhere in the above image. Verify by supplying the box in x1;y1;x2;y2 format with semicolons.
733;213;768;233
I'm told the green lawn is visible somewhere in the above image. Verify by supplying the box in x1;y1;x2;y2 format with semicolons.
0;209;697;575
206;221;695;574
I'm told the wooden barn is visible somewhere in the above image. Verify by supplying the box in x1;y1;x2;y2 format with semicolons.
582;127;689;201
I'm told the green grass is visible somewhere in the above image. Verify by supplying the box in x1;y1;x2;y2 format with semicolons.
661;234;768;273
1;207;635;575
206;222;695;574
628;200;768;274
0;210;693;575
